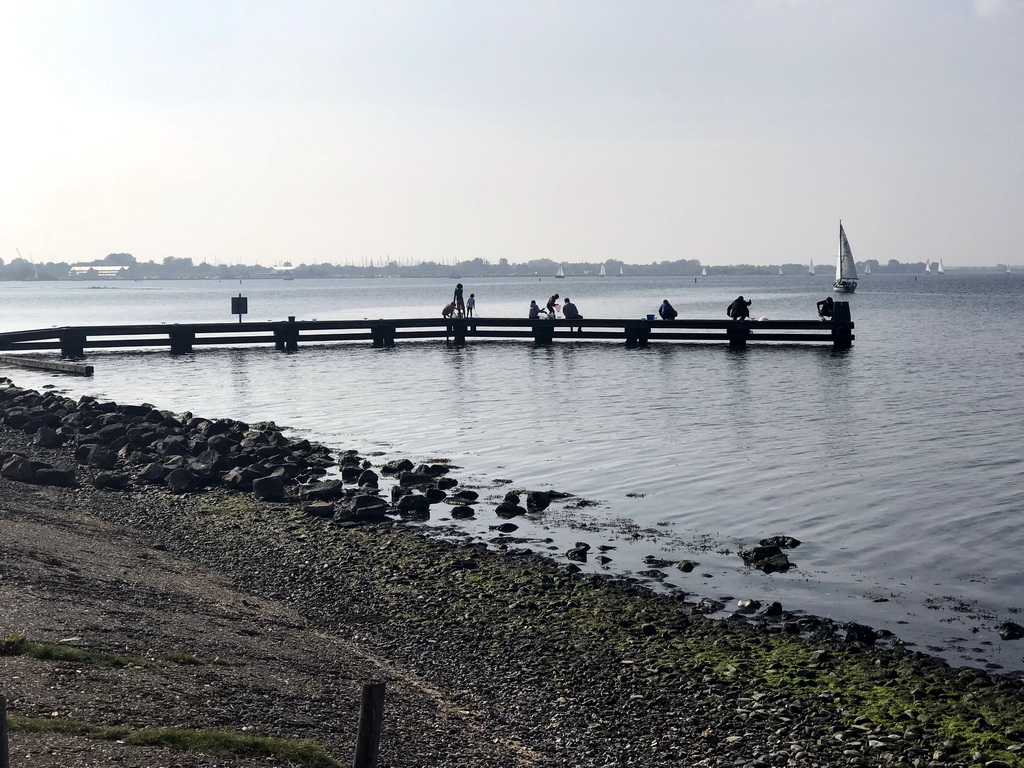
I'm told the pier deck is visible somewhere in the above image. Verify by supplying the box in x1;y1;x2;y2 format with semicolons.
0;304;853;358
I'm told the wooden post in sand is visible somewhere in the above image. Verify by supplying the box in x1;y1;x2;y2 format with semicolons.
1;694;10;768
352;682;385;768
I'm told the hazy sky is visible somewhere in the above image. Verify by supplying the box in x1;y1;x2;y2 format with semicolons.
2;1;1021;268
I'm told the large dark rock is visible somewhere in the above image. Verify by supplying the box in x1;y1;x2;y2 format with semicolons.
33;467;77;487
252;473;287;501
399;471;435;487
451;489;479;502
137;462;171;485
2;456;37;483
844;622;879;644
495;502;527;519
380;458;414;475
94;472;130;491
396;494;431;516
75;444;118;470
33;426;65;448
760;535;802;549
357;469;379;488
566;542;591;562
302;501;335;518
166;467;202;494
738;545;794;573
300;479;346;501
526;491;551;512
997;622;1024;641
450;505;475;519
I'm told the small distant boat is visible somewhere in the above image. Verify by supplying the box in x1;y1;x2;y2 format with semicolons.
282;273;294;281
555;265;565;279
833;220;858;293
1007;265;1012;274
778;266;784;276
924;259;932;274
808;259;814;276
864;262;871;275
702;266;707;276
619;265;624;276
599;264;606;277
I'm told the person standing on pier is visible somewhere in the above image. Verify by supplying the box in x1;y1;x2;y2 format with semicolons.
546;293;560;318
453;283;466;317
466;293;476;317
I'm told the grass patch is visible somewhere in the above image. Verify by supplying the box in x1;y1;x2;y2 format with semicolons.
9;717;341;768
2;636;230;668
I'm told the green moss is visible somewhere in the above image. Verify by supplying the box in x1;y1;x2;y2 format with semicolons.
3;637;229;668
9;717;341;768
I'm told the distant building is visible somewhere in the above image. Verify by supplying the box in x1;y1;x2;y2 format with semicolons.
68;265;128;279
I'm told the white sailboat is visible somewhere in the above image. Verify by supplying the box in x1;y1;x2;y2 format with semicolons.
833;221;858;293
808;259;814;276
702;266;707;276
619;265;624;276
599;264;606;277
555;265;565;279
937;259;944;274
925;259;932;274
864;262;871;275
778;266;784;276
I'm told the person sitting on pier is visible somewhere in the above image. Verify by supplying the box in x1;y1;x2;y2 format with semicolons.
816;296;835;320
659;299;678;321
727;295;752;320
546;293;560;318
562;298;582;332
529;300;546;319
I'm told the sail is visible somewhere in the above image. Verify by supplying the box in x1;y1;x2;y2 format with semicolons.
556;265;565;278
779;267;784;275
938;259;944;274
865;263;871;275
702;266;707;276
835;222;858;281
924;260;931;273
808;259;814;275
599;264;606;277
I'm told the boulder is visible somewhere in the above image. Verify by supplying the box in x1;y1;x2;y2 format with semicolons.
252;474;287;501
396;494;431;516
1;456;36;483
450;505;475;519
300;479;346;501
424;487;447;503
381;458;414;475
760;535;802;549
302;501;336;518
33;467;77;487
738;545;794;573
844;622;879;644
495;502;527;519
997;622;1024;641
94;472;130;491
694;598;725;615
450;489;479;502
357;469;379;488
166;467;202;494
526;491;551;512
33;426;65;448
676;560;699;573
137;462;171;485
566;542;591;562
399;471;435;487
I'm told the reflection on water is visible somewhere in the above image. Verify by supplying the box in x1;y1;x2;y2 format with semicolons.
3;274;1023;670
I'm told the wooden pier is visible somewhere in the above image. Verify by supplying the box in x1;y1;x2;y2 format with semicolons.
0;303;853;358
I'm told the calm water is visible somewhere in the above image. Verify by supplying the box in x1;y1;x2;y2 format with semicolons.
3;274;1023;671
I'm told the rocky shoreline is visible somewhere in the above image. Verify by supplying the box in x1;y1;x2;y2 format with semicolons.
2;380;1024;767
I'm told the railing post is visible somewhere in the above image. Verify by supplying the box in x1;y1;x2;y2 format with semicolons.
624;320;648;348
532;320;553;346
352;682;385;768
168;328;195;354
726;323;749;349
831;301;853;349
370;323;395;348
452;318;466;346
274;318;299;351
59;330;86;358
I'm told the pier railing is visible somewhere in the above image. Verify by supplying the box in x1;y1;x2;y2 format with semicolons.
0;303;853;357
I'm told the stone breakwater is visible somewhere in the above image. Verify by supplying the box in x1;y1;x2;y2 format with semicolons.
3;379;1024;767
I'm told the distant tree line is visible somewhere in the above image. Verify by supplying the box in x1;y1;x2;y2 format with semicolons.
0;253;1012;281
